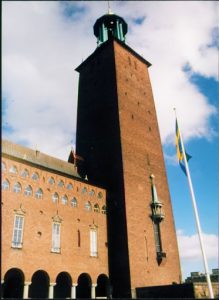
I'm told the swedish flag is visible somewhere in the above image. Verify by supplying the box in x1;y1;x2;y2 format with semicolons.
175;120;191;175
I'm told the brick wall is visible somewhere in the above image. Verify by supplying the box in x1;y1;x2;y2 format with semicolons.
75;38;181;297
2;155;108;284
114;40;182;289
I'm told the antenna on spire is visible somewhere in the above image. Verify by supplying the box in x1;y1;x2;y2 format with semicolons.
107;1;113;14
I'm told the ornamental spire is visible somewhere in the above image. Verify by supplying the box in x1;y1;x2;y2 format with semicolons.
107;1;113;15
150;174;165;222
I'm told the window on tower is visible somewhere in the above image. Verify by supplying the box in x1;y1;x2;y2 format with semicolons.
78;230;81;247
134;61;137;70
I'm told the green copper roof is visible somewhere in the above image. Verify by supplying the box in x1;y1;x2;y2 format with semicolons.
93;13;128;45
150;174;162;205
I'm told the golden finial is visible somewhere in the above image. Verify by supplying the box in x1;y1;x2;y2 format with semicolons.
107;1;113;14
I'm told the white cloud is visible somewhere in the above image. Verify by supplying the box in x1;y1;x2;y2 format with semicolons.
2;1;218;160
177;229;218;260
176;229;218;279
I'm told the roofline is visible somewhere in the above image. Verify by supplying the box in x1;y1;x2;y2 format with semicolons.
2;139;80;179
2;139;106;190
75;37;151;73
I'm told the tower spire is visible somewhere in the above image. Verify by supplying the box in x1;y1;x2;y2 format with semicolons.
107;1;113;15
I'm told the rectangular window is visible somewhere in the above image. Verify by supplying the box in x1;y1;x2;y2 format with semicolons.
90;229;97;257
52;223;61;253
153;222;162;253
12;215;24;248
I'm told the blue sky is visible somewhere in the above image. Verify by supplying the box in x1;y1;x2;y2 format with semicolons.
2;1;218;280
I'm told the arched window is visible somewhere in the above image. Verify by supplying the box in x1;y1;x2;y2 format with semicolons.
94;204;100;213
35;188;43;199
2;179;10;190
52;192;59;203
97;192;103;199
32;172;39;181
13;182;22;193
71;197;77;208
21;169;29;178
24;185;32;196
58;180;64;188
67;183;73;190
82;186;87;194
61;195;68;205
48;177;55;185
85;201;92;211
101;205;107;214
9;165;18;174
89;189;95;196
2;161;6;172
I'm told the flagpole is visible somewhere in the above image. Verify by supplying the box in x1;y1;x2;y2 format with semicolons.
174;109;214;298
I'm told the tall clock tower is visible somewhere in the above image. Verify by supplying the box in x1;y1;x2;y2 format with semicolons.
76;11;181;298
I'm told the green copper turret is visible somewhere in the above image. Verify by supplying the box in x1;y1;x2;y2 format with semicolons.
93;11;128;46
150;174;165;222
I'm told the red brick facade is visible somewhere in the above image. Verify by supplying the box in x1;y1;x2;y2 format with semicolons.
75;38;181;297
114;40;182;289
2;140;109;298
2;12;182;299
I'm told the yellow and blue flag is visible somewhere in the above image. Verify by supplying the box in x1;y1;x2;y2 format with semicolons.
175;119;191;175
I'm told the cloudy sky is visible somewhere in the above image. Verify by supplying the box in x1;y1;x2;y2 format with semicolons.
2;1;218;280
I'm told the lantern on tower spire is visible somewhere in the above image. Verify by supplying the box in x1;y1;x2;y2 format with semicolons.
93;7;128;46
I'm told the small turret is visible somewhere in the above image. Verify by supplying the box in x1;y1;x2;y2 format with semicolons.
150;174;165;222
93;11;128;46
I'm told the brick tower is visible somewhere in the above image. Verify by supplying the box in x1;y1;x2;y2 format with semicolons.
76;11;181;298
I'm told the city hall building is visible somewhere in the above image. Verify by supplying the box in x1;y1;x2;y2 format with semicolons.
1;10;181;299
